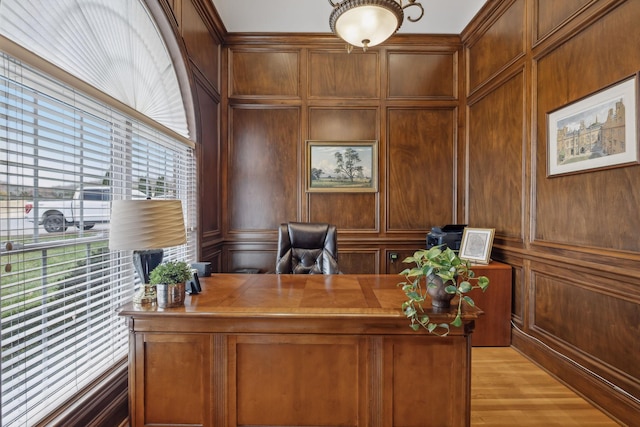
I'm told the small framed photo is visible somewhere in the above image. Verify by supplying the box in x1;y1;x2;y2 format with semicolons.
459;228;495;264
305;140;378;192
547;75;638;177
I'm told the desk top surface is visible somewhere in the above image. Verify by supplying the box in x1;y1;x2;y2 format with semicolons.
118;273;481;322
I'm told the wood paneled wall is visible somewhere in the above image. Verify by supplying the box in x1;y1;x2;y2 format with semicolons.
159;0;225;271
219;38;464;275
156;0;640;424
465;0;640;424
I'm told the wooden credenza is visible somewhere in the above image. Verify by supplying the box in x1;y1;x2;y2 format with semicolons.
465;261;513;346
119;274;481;427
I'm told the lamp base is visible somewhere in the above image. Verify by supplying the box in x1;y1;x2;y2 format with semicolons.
132;249;164;305
133;284;157;305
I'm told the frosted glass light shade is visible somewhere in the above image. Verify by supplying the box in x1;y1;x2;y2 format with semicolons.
109;199;186;250
336;5;400;48
329;0;403;49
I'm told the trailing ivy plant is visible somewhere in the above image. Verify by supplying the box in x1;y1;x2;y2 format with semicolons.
398;245;490;336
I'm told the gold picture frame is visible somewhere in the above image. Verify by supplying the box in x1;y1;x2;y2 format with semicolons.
305;140;378;192
458;227;495;264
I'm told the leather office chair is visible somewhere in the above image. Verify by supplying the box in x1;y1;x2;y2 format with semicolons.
275;222;340;274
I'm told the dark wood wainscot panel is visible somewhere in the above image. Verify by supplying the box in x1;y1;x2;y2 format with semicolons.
227;107;300;231
309;193;378;231
308;108;378;144
467;0;525;92
388;51;457;99
308;50;379;99
338;250;379;274
229;50;299;97
467;72;524;240
180;0;219;87
227;247;276;274
387;108;456;231
531;270;640;398
535;0;593;41
196;79;221;236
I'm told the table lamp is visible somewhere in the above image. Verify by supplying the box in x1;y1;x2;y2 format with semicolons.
109;199;187;304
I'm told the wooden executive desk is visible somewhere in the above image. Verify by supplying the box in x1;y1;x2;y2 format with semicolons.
119;274;481;427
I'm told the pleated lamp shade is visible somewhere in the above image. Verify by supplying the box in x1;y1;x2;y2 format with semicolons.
109;199;186;250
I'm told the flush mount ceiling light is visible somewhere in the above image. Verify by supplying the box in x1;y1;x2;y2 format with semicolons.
329;0;424;52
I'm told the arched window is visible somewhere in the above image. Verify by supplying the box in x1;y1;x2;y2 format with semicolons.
0;0;191;139
0;1;196;425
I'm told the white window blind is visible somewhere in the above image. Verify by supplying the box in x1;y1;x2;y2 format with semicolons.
0;0;189;139
0;52;197;426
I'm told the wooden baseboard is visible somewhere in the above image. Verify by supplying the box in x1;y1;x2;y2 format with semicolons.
512;328;637;426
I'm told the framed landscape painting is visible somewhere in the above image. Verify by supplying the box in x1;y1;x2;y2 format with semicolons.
547;75;638;177
305;140;378;192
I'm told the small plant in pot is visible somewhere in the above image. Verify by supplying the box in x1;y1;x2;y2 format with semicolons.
149;261;192;308
398;245;490;336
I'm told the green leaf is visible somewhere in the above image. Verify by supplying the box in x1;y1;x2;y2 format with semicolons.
406;291;423;302
444;285;457;294
410;323;420;331
426;246;443;259
459;281;472;293
451;314;462;327
462;295;475;306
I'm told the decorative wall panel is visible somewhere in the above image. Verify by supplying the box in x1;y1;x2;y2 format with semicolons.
532;271;640;396
309;193;377;230
181;0;219;86
388;51;457;99
467;0;525;92
308;51;378;99
308;108;378;141
338;251;379;275
196;79;221;236
228;107;299;231
535;0;593;40
387;108;456;231
228;248;277;274
229;50;299;97
467;71;524;239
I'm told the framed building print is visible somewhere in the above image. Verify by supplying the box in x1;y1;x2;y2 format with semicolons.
305;140;378;192
547;75;638;177
458;228;495;264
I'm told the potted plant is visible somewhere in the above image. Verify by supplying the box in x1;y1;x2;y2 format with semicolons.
398;245;490;336
149;260;193;308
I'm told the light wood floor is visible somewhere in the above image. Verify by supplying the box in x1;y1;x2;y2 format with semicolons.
472;347;620;426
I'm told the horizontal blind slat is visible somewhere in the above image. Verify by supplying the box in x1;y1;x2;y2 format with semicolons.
1;48;196;427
